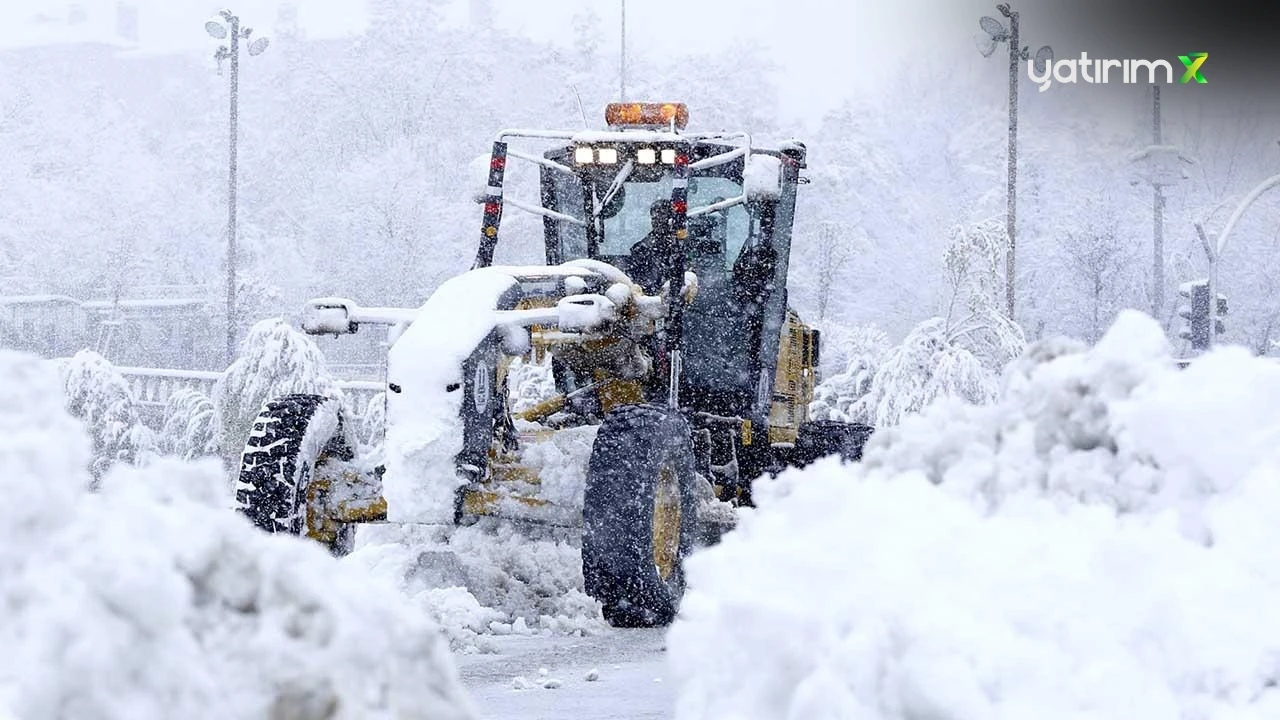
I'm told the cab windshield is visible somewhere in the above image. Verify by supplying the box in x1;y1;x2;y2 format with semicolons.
549;155;750;271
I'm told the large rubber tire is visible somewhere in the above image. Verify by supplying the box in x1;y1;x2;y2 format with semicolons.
234;394;355;555
582;404;702;628
791;420;875;468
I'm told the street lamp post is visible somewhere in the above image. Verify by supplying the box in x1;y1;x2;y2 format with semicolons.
206;11;269;364
1194;170;1280;347
977;5;1051;319
1128;110;1196;324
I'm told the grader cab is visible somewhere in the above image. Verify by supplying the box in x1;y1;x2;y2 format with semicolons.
235;102;872;627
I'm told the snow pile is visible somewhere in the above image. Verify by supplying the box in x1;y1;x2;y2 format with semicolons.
0;350;477;720
670;311;1280;720
349;520;606;653
56;349;156;481
506;355;557;414
516;424;599;511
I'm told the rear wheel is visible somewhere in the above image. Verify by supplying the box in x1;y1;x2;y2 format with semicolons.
234;394;355;555
582;405;701;628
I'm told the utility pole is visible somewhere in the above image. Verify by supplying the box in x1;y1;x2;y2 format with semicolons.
227;14;240;365
619;0;627;101
1002;4;1018;320
1151;85;1165;318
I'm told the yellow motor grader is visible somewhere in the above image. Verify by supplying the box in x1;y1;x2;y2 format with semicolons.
234;102;873;627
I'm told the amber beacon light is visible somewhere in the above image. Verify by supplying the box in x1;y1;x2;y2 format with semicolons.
604;102;689;130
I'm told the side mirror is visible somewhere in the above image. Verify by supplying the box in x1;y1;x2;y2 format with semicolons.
778;139;807;168
301;297;359;335
468;153;493;204
744;154;782;200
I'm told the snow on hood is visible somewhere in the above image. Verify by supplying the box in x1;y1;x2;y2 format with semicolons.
384;268;518;523
669;311;1280;719
383;263;598;524
0;351;477;720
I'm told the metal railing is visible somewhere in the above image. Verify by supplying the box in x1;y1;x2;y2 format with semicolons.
116;366;384;422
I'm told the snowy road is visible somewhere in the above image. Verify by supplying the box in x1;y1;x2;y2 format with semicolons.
456;628;674;719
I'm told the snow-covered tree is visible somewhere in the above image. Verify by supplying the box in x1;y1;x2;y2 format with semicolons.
57;350;156;483
158;389;218;460
570;9;604;71
1057;214;1139;344
809;324;889;423
849;220;1027;427
213;318;338;465
939;217;1026;369
851;317;1001;426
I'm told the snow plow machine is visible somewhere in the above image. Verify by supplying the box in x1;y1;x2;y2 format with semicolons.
235;102;873;627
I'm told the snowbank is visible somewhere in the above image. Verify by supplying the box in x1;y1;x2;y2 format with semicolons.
349;520;607;653
0;351;476;720
670;311;1280;719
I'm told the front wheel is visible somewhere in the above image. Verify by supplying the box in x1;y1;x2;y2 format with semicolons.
582;405;702;628
234;394;356;555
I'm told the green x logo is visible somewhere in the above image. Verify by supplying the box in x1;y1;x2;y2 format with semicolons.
1178;53;1208;83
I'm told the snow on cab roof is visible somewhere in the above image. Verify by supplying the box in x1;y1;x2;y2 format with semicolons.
570;130;685;144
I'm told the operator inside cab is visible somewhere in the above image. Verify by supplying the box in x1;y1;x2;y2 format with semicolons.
627;199;674;294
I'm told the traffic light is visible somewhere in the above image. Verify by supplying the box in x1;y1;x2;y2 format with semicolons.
1177;280;1211;350
1214;293;1227;336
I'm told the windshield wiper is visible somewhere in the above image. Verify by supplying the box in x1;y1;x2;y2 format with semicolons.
594;159;635;217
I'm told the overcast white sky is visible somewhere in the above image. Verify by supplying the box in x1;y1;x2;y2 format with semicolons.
10;0;1034;127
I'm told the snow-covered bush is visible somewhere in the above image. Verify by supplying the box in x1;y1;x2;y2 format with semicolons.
56;349;155;482
213;317;339;464
849;316;1003;425
0;350;477;720
815;321;890;378
347;390;386;451
158;388;218;460
670;311;1280;719
808;323;888;423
